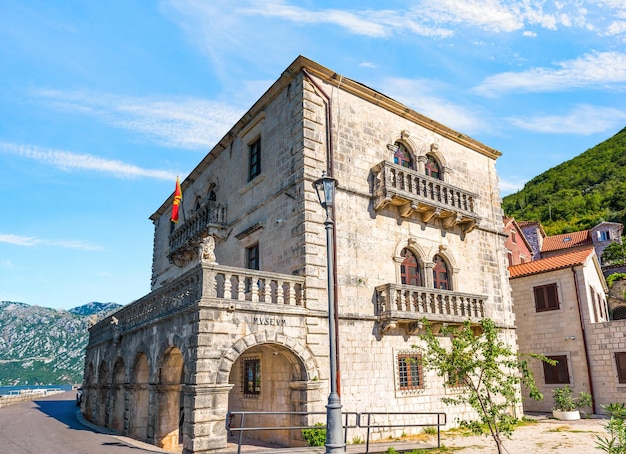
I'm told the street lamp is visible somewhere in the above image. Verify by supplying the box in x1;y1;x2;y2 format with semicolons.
312;172;344;453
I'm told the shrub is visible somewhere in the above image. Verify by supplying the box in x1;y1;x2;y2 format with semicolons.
302;422;326;447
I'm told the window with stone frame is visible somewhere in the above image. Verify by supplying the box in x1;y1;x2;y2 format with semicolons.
425;154;441;180
393;142;414;169
242;357;261;396
246;243;260;270
248;137;261;181
533;283;559;312
615;352;626;384
400;248;421;286
446;368;466;388
432;255;450;290
397;352;424;391
543;355;570;384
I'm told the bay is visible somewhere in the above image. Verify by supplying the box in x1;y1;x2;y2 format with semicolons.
0;384;73;396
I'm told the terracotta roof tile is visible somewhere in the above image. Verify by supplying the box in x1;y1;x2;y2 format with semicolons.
508;247;594;278
541;230;592;252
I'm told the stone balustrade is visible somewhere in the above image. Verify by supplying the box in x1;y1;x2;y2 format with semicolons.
168;201;227;256
88;263;306;345
371;161;480;232
375;283;486;331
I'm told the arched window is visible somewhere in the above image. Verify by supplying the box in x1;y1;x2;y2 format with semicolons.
425;155;441;179
400;248;421;286
393;142;413;169
432;255;449;290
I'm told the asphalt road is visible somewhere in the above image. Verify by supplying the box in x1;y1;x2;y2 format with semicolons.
0;391;168;454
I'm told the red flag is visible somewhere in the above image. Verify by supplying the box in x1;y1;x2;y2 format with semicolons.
171;177;182;223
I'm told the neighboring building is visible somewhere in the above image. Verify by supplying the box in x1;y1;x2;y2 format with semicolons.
82;56;518;453
503;217;534;266
508;246;626;413
517;220;546;260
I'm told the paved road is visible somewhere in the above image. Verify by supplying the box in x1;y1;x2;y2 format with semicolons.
0;391;167;454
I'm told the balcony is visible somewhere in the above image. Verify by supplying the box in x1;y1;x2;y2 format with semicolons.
168;201;228;265
89;263;307;345
375;283;486;335
371;161;480;233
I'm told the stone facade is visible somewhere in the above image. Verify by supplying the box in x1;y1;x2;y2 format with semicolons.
509;249;612;413
82;56;517;453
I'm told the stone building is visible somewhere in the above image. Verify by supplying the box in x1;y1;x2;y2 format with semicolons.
81;56;517;453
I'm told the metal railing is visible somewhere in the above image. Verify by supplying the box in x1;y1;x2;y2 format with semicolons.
225;410;446;453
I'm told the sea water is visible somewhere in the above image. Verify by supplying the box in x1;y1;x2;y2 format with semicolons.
0;384;73;396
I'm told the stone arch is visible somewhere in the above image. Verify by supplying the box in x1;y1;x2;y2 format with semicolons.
222;336;320;447
96;360;109;427
431;246;460;290
156;346;185;451
110;357;125;433
128;352;150;442
394;238;428;285
216;333;319;385
388;131;422;171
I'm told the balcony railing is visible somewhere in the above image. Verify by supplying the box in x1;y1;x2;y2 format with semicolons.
371;161;480;233
375;283;486;335
168;201;227;262
88;263;306;345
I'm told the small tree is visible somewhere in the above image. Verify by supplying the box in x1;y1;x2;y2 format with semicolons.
417;318;552;454
602;241;626;267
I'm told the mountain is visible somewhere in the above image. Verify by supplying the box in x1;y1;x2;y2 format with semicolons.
502;127;626;236
0;301;122;386
68;301;121;316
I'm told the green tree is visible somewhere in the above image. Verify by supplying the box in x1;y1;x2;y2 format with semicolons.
417;318;552;454
603;241;626;266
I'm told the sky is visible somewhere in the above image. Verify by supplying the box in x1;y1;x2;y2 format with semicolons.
1;0;626;310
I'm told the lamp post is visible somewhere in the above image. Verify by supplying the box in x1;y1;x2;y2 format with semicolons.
312;172;344;453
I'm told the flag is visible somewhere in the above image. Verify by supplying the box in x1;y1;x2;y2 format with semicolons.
171;177;182;223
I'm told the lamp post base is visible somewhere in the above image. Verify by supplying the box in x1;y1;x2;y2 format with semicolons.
325;391;345;453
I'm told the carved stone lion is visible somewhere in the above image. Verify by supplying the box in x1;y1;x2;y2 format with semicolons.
199;236;217;264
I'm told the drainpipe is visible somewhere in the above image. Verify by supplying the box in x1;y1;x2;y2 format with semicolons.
571;266;596;414
302;68;341;396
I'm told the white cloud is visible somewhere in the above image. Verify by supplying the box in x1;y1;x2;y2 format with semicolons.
499;177;527;195
32;89;242;150
382;77;488;134
0;142;179;180
0;260;15;269
508;104;626;134
0;233;100;250
474;51;626;96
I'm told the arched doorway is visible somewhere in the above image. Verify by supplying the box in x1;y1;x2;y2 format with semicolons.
227;343;308;447
96;361;108;426
110;358;125;432
156;347;184;450
129;353;150;441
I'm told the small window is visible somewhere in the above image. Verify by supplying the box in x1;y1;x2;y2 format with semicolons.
242;358;261;396
400;248;421;286
393;142;413;169
397;353;423;390
615;353;626;384
534;283;559;312
544;355;570;384
446;369;466;388
507;251;513;267
511;230;517;244
246;244;260;270
433;255;449;290
425;155;441;180
598;231;611;241
248;138;261;181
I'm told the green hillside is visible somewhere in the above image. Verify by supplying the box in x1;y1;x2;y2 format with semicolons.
502;127;626;235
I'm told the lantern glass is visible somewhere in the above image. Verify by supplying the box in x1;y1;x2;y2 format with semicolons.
313;174;336;210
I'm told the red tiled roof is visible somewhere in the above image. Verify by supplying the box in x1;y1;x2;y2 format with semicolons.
508;247;595;278
541;230;592;252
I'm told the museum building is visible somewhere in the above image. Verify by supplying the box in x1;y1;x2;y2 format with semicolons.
81;56;518;453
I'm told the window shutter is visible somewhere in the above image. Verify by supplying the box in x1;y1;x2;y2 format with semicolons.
534;287;546;311
547;284;559;309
